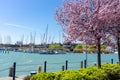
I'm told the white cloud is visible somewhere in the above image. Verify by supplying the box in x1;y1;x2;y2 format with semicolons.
4;23;33;30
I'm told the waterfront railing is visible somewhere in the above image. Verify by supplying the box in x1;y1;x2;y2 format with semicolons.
0;58;118;80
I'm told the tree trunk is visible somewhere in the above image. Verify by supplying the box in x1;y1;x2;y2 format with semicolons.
97;38;101;68
117;36;120;64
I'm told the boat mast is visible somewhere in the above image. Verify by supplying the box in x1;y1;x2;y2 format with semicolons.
59;31;61;44
21;35;24;45
45;24;48;44
33;32;36;45
0;35;2;44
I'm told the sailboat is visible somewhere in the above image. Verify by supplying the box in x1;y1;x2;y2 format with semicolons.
39;25;66;54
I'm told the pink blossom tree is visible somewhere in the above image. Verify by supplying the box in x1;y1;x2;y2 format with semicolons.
55;0;119;67
98;0;120;63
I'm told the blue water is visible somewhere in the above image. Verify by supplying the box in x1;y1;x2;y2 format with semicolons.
0;51;118;77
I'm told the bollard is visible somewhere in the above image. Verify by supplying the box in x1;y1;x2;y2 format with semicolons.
13;62;16;80
80;61;83;68
9;67;13;77
111;59;113;64
44;61;47;72
38;66;42;73
62;65;64;71
84;59;87;68
65;60;68;70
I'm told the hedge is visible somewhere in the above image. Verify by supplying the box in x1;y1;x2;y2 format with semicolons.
29;64;120;80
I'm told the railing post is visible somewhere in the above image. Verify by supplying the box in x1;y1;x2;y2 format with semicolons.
13;62;16;80
38;66;42;73
84;59;87;68
80;61;83;68
44;61;47;72
62;65;64;71
65;60;68;70
9;67;13;77
111;58;113;64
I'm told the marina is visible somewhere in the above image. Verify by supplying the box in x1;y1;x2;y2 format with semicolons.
0;0;119;79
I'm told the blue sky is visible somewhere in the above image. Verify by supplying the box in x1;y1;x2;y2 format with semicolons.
0;0;63;44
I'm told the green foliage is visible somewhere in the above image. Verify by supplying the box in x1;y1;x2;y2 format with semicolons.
101;45;107;50
102;64;120;80
74;44;83;53
30;64;120;80
75;44;83;49
30;72;55;80
84;66;109;80
54;70;83;80
49;44;62;49
87;45;94;50
87;45;95;53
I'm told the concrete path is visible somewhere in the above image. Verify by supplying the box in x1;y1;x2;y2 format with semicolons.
0;76;25;80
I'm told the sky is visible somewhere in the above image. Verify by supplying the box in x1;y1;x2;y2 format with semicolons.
0;0;63;44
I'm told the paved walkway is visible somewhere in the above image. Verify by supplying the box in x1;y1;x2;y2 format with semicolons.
0;76;25;80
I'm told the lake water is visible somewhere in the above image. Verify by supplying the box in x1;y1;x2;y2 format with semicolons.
0;51;118;77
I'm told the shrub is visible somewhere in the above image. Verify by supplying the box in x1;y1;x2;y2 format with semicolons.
30;64;120;80
101;45;106;50
74;44;83;53
84;66;109;80
49;44;62;50
30;72;55;80
75;44;83;49
102;64;120;80
54;70;84;80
